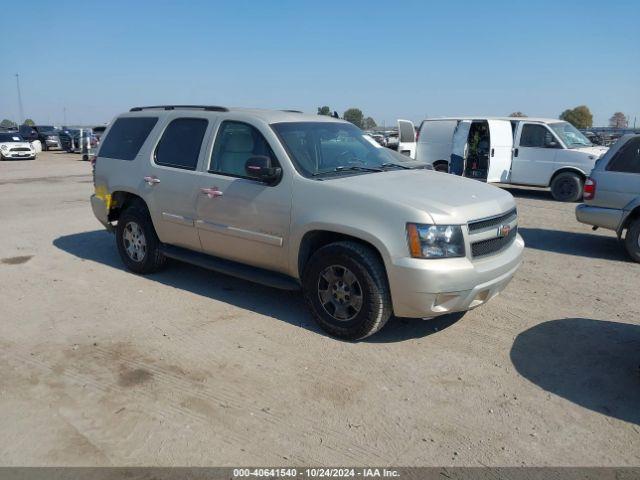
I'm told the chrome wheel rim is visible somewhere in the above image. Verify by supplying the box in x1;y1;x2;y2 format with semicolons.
318;265;363;321
122;221;147;262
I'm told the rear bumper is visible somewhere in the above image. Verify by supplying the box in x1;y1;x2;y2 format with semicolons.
90;194;113;231
575;204;622;231
388;234;524;318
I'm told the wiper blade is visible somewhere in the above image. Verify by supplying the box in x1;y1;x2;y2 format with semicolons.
380;162;411;170
312;165;383;176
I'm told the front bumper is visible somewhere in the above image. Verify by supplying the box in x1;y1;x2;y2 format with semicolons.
2;150;35;159
575;204;622;231
388;234;524;318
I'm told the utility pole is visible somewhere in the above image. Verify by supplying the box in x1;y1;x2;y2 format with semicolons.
15;73;24;124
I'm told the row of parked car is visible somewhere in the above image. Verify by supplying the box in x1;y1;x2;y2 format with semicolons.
0;124;107;161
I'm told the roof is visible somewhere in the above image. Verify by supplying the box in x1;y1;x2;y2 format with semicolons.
421;116;564;124
124;106;345;124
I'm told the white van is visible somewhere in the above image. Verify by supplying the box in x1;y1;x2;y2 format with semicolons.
398;117;609;201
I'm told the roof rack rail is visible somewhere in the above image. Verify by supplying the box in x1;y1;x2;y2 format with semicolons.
281;109;303;113
129;105;229;112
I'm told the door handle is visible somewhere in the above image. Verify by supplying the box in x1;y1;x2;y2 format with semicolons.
200;187;223;198
513;148;519;158
144;176;160;185
491;148;495;157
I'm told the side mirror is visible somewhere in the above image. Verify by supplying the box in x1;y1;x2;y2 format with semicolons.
546;140;559;149
245;155;281;183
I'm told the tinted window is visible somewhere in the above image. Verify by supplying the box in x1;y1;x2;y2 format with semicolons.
99;117;158;160
0;133;23;142
210;121;276;177
520;124;556;148
154;118;208;170
607;137;640;174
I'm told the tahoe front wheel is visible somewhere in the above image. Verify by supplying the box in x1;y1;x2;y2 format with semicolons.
303;241;392;340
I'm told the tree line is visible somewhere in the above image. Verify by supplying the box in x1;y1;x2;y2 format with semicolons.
509;107;632;129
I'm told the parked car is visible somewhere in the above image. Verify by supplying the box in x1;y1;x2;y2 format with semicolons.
18;124;60;151
384;133;399;150
59;128;98;158
0;133;36;160
400;117;609;202
91;106;523;339
92;125;107;141
576;135;640;262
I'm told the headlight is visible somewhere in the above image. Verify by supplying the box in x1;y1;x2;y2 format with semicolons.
0;145;7;152
406;223;465;258
46;135;57;140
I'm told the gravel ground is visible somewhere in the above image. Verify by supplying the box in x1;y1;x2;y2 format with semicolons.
0;151;638;466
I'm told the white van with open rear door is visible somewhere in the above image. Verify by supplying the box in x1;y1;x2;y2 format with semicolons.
404;117;608;202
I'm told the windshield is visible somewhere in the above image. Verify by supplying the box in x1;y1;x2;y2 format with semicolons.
0;133;23;142
272;122;424;177
549;122;593;148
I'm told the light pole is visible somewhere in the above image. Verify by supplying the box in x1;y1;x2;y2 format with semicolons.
15;73;24;124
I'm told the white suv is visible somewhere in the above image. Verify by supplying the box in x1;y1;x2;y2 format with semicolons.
91;106;524;339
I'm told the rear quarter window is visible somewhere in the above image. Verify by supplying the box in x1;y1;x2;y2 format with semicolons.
606;137;640;174
98;117;158;160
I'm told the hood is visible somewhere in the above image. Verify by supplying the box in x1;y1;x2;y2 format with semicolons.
568;145;609;158
0;141;33;149
327;170;516;224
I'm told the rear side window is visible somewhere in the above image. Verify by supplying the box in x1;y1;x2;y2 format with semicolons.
607;137;640;174
154;118;208;170
99;117;158;160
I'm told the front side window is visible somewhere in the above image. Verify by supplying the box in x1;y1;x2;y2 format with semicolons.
607;137;640;174
99;117;158;160
273;122;421;177
520;124;558;148
154;118;208;170
210;121;277;177
549;122;592;148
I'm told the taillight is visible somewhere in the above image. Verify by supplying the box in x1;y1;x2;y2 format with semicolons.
583;177;596;200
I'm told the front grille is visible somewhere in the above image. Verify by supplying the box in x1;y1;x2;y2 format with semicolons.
10;147;30;152
468;208;517;232
471;226;517;257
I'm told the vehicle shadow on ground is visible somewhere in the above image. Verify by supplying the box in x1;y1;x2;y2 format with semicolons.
519;227;629;261
510;318;640;425
53;230;462;342
500;186;553;201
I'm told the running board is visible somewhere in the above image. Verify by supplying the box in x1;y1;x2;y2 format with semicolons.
159;244;301;291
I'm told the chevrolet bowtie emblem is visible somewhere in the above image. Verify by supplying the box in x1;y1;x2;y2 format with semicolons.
497;224;511;238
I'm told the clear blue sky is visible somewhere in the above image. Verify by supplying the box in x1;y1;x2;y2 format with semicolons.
1;0;638;127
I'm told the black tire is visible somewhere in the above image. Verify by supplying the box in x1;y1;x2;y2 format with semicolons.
550;172;583;202
624;218;640;263
115;204;166;274
434;162;449;173
302;241;392;340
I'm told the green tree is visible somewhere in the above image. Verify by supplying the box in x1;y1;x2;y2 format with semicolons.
363;117;377;129
0;119;17;129
609;112;628;128
343;108;364;128
317;106;331;116
559;105;593;129
23;118;35;126
509;111;527;117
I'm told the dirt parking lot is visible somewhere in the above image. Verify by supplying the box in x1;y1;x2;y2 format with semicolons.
0;151;638;466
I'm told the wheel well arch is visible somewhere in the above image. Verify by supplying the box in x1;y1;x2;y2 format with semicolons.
433;159;449;171
297;230;386;279
108;191;147;222
549;167;586;187
620;205;640;233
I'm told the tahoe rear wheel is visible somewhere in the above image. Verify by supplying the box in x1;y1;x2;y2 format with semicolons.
116;205;166;274
303;241;392;340
550;172;583;202
624;218;640;263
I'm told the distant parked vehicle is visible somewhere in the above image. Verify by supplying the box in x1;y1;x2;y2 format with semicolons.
384;133;399;150
92;125;107;141
403;117;609;202
18;124;60;151
59;128;98;159
0;133;36;160
576;135;640;262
